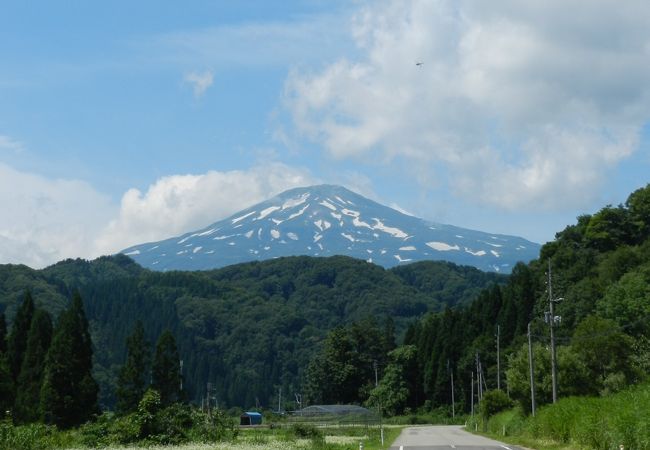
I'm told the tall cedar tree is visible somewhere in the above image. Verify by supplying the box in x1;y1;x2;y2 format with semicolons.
15;309;53;423
0;312;13;415
151;329;182;405
116;321;150;413
0;312;7;353
40;292;98;428
7;291;35;382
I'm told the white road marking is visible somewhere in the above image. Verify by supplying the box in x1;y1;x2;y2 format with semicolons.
399;446;403;450
500;446;512;450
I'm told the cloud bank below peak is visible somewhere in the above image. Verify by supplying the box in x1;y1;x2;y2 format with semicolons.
0;162;316;269
284;0;650;210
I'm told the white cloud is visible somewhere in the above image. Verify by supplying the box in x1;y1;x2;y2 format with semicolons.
0;163;116;268
285;0;650;210
94;163;315;254
0;162;316;268
148;13;352;69
0;135;24;153
184;70;214;97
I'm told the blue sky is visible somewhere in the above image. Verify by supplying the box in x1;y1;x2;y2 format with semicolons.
1;0;650;268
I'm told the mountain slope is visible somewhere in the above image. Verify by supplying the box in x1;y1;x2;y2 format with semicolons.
122;185;539;273
0;254;506;409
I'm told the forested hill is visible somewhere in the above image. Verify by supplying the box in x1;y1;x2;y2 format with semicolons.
0;254;505;409
393;184;650;415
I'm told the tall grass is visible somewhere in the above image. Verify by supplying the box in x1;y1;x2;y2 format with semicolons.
481;383;650;449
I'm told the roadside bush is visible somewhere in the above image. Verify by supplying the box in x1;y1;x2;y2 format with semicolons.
78;413;114;447
291;423;323;439
0;422;69;450
189;409;237;443
485;407;526;437
145;403;193;444
480;390;513;420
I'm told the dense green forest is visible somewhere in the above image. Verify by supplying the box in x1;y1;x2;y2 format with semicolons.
0;255;504;410
340;183;650;416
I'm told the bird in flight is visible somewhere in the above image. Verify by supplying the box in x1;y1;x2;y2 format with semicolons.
415;62;423;66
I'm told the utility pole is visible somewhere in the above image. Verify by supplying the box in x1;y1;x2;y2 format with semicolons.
496;325;501;391
475;353;483;401
373;360;384;446
547;259;559;403
179;360;183;392
471;371;474;416
447;360;455;418
278;387;282;413
207;383;211;416
527;322;536;417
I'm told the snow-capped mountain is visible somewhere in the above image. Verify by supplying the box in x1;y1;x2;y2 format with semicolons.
121;185;540;273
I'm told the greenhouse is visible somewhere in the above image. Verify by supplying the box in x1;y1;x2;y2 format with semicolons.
289;405;379;427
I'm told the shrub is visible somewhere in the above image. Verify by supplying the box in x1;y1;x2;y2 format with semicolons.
291;423;323;439
0;422;64;450
480;390;514;420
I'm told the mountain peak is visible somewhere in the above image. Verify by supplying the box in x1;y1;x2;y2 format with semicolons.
121;184;540;273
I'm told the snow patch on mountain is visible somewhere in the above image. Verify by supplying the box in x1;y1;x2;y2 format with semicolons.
232;211;255;224
258;206;281;220
288;204;309;220
282;193;310;210
372;219;408;238
426;242;460;251
341;233;355;242
319;200;337;211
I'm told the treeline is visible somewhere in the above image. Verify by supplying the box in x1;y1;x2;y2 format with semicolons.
304;184;650;416
0;255;503;410
0;292;97;427
0;291;189;427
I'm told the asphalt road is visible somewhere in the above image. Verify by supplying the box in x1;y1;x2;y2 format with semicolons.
389;425;523;450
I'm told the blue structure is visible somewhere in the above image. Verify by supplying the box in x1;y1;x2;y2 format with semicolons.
240;411;263;426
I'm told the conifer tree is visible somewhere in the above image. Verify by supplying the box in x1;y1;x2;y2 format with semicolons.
40;292;98;428
0;312;7;354
15;309;53;423
151;329;182;405
116;320;150;413
7;291;35;382
0;312;13;416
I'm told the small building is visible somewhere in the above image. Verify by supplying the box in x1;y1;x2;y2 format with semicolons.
240;411;263;426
